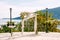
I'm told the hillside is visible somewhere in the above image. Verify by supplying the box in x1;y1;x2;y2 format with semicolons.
15;7;60;19
42;7;60;19
3;7;60;19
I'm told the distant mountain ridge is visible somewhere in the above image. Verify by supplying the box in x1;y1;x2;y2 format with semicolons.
13;17;21;20
3;17;21;20
3;7;60;19
42;7;60;19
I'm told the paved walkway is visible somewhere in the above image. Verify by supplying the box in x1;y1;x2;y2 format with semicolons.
0;32;60;40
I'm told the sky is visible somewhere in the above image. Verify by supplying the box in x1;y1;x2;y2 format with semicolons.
0;0;60;18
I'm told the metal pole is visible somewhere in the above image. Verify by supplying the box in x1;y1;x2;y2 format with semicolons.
10;8;12;36
46;8;48;33
10;8;12;24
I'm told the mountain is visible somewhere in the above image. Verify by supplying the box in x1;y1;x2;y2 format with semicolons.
15;7;60;19
3;7;60;19
42;7;60;19
12;17;21;20
3;17;21;20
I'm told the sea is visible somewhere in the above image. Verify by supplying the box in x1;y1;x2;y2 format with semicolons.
0;19;60;29
0;19;21;25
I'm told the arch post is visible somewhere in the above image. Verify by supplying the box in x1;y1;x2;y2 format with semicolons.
34;14;38;35
21;19;24;35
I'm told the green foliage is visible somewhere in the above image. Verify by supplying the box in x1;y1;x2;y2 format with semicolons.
1;25;10;33
0;10;59;33
20;12;29;19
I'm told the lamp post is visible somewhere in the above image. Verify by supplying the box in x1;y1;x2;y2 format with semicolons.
46;8;49;33
8;8;15;37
